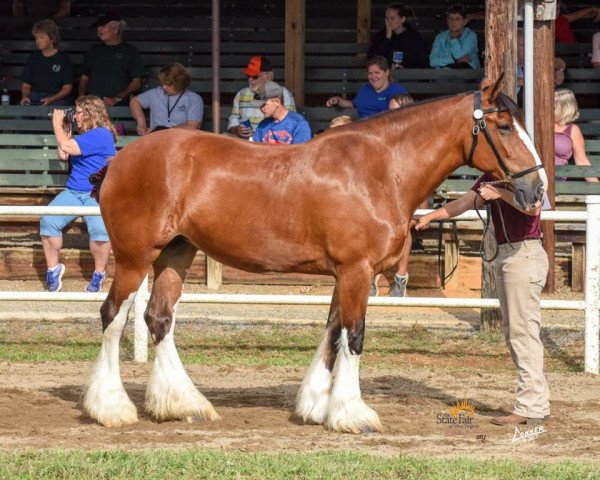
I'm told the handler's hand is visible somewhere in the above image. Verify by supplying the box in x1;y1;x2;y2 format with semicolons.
477;184;501;202
413;216;431;231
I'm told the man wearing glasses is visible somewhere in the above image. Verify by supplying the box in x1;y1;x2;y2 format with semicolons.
227;56;296;139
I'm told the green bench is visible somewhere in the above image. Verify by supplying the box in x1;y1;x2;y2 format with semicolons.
437;139;600;197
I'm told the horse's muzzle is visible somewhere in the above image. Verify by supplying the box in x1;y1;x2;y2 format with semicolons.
514;178;545;210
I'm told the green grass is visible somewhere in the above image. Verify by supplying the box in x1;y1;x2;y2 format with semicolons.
0;322;585;372
0;450;598;480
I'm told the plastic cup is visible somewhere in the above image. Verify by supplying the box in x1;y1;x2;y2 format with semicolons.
241;119;251;129
392;51;404;64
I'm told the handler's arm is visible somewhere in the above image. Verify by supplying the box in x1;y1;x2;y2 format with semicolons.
414;190;481;230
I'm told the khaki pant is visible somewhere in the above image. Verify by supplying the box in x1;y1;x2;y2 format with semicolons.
495;239;550;419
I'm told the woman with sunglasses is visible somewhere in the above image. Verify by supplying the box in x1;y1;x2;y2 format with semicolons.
40;96;118;293
130;62;204;136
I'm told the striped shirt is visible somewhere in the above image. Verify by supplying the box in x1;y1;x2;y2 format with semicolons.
227;86;296;132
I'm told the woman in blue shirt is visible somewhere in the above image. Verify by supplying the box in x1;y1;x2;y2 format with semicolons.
325;56;408;119
429;4;480;69
41;96;118;292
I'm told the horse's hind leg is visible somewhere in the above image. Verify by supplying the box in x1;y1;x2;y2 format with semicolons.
326;263;382;433
84;265;147;427
144;237;219;422
295;284;341;425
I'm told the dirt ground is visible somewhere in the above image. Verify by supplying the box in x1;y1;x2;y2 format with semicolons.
0;280;599;461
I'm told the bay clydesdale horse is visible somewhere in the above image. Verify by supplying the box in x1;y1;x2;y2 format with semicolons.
84;76;547;433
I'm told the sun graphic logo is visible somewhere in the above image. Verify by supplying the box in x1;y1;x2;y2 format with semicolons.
449;399;476;417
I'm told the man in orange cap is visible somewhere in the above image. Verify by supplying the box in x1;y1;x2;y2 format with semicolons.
227;55;296;139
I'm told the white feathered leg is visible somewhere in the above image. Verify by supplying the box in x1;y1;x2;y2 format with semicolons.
325;328;382;433
145;301;219;422
295;331;333;424
84;293;138;427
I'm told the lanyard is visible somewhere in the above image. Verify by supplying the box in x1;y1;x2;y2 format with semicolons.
167;92;184;121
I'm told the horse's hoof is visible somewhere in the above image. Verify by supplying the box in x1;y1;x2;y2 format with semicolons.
84;397;139;428
83;379;139;428
295;393;330;425
145;386;220;422
325;399;382;434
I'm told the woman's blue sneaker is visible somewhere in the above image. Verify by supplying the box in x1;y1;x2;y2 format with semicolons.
46;264;65;292
86;271;106;293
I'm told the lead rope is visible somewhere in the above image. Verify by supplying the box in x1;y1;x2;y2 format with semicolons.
474;196;515;263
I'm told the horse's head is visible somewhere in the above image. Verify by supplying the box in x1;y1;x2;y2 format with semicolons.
466;74;548;210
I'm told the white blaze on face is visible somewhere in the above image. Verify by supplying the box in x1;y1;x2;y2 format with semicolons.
513;120;549;194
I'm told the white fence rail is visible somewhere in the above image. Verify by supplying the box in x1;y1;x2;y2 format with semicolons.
0;198;598;373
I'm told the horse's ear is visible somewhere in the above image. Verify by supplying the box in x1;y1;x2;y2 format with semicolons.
481;73;505;103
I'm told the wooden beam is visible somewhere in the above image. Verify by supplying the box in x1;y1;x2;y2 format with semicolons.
285;0;305;109
357;0;371;44
481;0;517;330
534;20;556;293
207;0;222;290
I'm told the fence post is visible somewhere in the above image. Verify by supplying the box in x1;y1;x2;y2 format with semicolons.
133;275;150;363
585;196;600;374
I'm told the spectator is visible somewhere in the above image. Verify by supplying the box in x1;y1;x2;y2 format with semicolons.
326;56;408;119
555;1;600;44
430;4;481;69
367;3;428;68
329;115;354;128
251;81;311;144
20;19;73;106
79;12;145;107
415;177;550;427
554;88;599;182
554;57;566;88
371;93;415;297
130;63;203;135
592;32;600;68
517;30;565;103
13;0;70;18
227;56;296;139
41;96;117;293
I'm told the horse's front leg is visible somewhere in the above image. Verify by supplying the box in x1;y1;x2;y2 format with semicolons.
144;239;219;422
295;284;341;425
83;266;145;427
326;263;382;433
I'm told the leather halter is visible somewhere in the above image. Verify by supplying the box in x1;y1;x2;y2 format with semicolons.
466;90;544;182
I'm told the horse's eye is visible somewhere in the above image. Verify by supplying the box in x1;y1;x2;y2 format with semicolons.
498;124;512;134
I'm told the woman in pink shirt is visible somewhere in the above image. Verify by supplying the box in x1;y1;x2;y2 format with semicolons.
554;88;598;182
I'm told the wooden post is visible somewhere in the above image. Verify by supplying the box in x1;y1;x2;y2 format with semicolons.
534;20;556;293
481;0;517;331
207;0;222;290
285;0;305;109
357;0;371;44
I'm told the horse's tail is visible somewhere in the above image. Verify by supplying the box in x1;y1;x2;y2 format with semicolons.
89;164;110;203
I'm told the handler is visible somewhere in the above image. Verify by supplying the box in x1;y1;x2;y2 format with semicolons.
414;174;550;426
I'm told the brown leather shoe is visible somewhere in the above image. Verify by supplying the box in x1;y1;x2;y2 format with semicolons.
491;413;545;426
490;414;527;426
